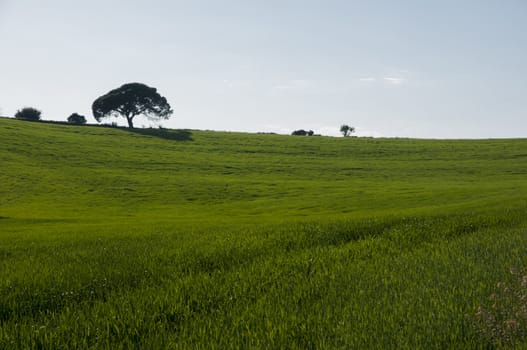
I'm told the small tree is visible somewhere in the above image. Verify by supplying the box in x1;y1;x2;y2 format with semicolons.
340;124;355;137
92;82;173;128
15;107;41;121
67;113;87;125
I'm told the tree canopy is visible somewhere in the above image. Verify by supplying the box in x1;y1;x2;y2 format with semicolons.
67;113;87;125
92;83;173;128
292;129;315;136
15;107;41;121
340;124;355;137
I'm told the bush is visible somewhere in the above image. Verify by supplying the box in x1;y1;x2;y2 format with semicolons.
67;113;87;125
292;129;307;136
15;107;41;121
292;129;315;136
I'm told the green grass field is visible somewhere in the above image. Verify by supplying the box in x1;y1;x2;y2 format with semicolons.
1;117;527;348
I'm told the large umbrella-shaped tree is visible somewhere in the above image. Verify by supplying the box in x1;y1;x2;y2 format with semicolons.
92;82;173;128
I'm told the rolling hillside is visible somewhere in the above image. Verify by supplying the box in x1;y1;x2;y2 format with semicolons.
1;117;527;348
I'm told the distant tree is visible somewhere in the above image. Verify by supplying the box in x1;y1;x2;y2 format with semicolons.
292;129;315;136
67;113;87;125
340;124;355;137
292;129;308;136
92;82;173;129
15;107;41;121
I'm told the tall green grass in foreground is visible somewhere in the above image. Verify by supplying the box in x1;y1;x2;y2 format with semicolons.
1;117;527;348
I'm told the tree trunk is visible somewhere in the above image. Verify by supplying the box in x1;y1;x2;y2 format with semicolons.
126;116;134;129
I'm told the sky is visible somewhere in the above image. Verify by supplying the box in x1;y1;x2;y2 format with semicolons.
0;0;526;138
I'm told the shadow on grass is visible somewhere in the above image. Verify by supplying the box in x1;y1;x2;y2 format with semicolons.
127;128;193;141
1;118;194;141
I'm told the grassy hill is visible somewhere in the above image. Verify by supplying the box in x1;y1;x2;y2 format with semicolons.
1;117;527;348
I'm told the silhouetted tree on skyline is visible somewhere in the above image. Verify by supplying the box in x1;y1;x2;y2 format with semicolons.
292;129;308;136
92;82;173;129
15;107;41;121
67;113;87;125
340;124;355;137
292;129;315;136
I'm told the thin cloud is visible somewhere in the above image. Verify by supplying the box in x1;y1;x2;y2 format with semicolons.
270;80;316;96
383;77;405;85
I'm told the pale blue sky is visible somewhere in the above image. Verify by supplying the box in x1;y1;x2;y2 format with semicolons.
1;0;526;137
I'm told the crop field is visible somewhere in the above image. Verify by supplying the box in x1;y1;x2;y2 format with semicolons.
1;117;527;348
